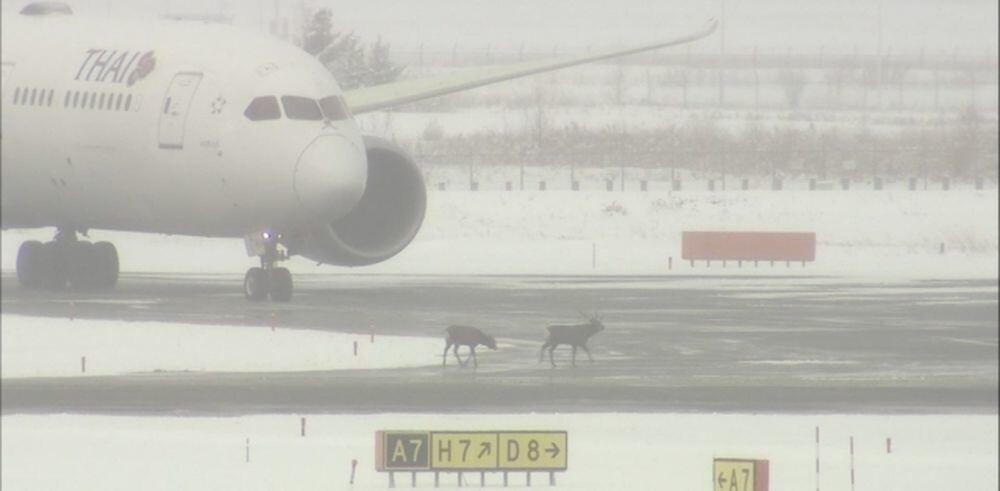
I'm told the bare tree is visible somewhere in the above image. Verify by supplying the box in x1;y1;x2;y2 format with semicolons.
777;70;807;109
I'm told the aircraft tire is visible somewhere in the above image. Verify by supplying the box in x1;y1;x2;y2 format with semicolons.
40;241;69;290
268;267;293;302
93;241;119;290
244;267;269;302
16;240;46;289
68;241;96;290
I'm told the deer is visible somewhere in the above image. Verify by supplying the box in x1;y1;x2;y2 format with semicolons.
539;313;605;367
443;325;497;368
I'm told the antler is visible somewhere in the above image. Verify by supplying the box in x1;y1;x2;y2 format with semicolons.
575;308;602;321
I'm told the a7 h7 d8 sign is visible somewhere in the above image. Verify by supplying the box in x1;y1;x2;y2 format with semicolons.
376;431;567;472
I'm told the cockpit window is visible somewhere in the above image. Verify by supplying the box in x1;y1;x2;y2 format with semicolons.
319;95;352;121
281;96;323;121
244;96;281;121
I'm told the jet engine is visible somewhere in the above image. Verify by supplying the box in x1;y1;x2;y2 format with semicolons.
296;136;426;266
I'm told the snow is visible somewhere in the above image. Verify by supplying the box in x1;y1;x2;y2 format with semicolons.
0;314;441;378
2;412;996;490
3;187;995;279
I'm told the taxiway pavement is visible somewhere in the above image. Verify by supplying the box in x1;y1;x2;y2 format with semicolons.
2;274;996;414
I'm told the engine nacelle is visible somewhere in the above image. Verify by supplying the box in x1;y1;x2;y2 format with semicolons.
296;136;426;266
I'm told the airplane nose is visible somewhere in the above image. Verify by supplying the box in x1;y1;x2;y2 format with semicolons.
294;135;367;219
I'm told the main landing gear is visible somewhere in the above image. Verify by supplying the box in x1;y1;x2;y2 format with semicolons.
243;231;293;302
16;229;119;290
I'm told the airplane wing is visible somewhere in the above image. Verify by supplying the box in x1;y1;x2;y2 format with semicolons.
344;18;718;114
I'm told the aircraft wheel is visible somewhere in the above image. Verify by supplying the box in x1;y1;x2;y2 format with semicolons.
67;241;96;290
244;267;269;302
93;241;119;289
41;241;68;290
16;240;47;289
268;267;293;302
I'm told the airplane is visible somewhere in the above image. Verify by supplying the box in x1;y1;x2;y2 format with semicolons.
1;2;716;302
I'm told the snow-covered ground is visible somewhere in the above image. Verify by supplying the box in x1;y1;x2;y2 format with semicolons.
2;412;996;491
3;189;995;490
0;314;442;379
3;188;995;279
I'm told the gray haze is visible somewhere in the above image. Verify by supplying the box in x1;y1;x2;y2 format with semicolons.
4;0;997;54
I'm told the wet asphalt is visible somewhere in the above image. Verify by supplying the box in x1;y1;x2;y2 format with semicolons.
2;274;996;414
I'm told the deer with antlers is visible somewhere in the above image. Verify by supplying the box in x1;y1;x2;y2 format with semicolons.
539;312;605;367
443;324;497;368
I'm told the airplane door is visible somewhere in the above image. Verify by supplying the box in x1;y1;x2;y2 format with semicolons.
158;72;203;149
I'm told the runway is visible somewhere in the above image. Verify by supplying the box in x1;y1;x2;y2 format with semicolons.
2;274;997;414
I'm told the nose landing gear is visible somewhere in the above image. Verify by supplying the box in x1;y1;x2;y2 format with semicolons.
243;231;293;302
16;229;119;291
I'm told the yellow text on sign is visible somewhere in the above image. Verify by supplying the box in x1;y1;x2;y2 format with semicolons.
714;459;756;491
498;432;567;470
431;433;499;469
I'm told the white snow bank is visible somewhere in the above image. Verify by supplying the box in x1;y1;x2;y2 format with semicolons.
2;412;996;491
0;314;440;378
2;189;996;279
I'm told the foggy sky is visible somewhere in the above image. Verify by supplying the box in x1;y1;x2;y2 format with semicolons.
3;0;997;56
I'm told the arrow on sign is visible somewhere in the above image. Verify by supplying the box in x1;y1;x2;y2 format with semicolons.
545;442;560;459
717;472;727;489
478;442;492;459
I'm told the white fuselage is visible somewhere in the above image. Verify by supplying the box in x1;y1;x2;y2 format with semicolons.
1;13;368;238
